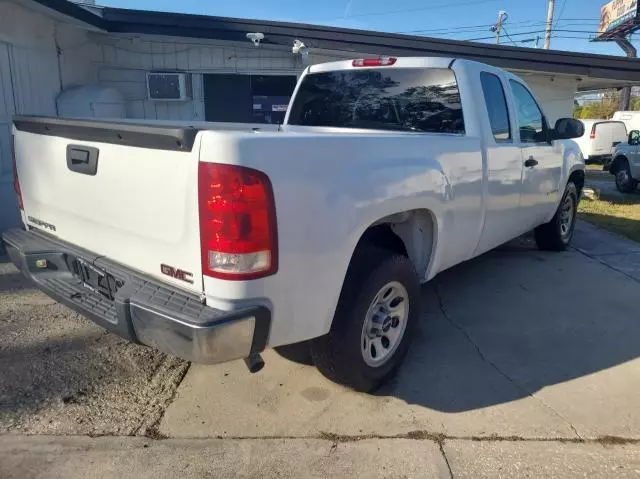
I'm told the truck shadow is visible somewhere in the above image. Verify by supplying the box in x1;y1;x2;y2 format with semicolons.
376;236;640;412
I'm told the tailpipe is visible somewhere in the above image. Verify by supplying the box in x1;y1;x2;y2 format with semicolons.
244;353;265;373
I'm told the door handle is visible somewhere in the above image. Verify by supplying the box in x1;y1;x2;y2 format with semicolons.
66;145;99;176
524;156;538;168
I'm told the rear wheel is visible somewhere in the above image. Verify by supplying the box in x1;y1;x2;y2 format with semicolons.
310;246;420;392
615;160;637;193
534;181;578;251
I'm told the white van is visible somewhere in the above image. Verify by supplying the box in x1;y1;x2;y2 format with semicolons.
612;111;640;133
574;119;628;162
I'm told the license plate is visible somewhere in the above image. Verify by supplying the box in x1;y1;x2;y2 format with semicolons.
69;257;121;301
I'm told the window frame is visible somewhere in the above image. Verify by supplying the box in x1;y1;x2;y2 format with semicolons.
508;79;550;145
480;71;512;144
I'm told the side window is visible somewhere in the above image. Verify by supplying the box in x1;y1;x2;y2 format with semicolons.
480;72;511;141
509;80;546;143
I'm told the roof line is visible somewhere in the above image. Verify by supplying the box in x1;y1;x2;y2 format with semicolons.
30;0;107;29
99;7;640;64
28;0;640;81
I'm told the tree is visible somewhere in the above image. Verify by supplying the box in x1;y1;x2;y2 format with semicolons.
574;89;640;119
573;103;583;119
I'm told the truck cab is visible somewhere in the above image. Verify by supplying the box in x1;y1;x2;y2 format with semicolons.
609;129;640;193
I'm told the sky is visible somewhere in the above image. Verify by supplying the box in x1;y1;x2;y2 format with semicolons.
97;0;638;57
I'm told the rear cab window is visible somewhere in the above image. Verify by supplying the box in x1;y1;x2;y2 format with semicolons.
480;72;511;141
287;68;465;134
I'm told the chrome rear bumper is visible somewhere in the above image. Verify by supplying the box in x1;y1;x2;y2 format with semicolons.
2;228;270;364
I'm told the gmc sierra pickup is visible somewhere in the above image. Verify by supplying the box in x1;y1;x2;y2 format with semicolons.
3;57;585;392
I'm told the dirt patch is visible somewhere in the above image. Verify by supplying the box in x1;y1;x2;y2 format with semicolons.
0;260;189;436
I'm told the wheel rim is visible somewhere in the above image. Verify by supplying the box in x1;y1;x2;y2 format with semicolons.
617;169;630;188
559;193;575;239
360;281;409;368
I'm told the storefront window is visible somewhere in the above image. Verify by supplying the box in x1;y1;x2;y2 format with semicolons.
204;74;297;124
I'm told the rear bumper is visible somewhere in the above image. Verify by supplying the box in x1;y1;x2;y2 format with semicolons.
1;228;270;364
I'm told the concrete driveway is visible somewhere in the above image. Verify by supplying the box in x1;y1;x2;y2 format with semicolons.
2;222;640;478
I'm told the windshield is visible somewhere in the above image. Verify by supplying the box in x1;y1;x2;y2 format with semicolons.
287;67;464;134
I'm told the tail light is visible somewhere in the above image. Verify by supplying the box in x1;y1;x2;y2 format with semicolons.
352;57;397;67
590;125;596;139
198;162;277;280
11;135;23;210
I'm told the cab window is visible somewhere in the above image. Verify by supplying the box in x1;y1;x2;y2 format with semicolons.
509;80;547;143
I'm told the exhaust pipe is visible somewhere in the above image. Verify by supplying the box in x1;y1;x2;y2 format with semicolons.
244;353;265;373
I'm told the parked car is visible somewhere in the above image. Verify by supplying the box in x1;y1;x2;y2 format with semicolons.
608;129;640;193
612;111;640;133
574;119;627;163
3;57;584;392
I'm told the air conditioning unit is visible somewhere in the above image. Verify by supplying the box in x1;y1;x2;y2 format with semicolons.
146;72;191;101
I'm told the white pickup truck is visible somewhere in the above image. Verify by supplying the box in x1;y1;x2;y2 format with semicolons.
3;57;585;392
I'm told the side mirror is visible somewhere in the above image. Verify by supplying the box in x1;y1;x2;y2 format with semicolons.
552;118;584;140
628;130;640;145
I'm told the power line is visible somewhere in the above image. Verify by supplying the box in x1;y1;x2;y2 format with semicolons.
501;26;518;45
395;19;599;36
398;24;494;34
465;29;602;41
400;17;602;33
554;0;568;26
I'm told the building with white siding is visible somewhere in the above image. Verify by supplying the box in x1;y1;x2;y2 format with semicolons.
2;0;640;232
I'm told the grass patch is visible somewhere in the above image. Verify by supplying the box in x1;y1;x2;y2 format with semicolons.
578;195;640;243
585;163;605;171
586;171;614;182
584;164;613;182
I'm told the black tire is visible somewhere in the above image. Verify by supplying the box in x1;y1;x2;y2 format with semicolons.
534;181;578;251
615;159;636;193
310;246;420;392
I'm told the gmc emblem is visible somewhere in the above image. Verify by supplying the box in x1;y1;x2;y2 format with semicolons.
160;264;194;284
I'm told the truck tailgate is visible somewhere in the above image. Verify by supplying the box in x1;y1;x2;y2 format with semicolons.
12;117;204;293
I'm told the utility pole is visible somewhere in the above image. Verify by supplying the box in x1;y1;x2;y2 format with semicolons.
493;10;507;45
544;0;555;49
615;38;637;110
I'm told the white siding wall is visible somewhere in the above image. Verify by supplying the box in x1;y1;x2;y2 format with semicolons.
0;1;60;232
88;36;303;121
514;73;578;123
0;1;93;232
60;33;580;124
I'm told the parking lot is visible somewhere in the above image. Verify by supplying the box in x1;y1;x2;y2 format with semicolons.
2;221;640;478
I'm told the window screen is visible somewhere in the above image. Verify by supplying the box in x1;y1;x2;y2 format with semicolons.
480;72;511;141
287;68;464;134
